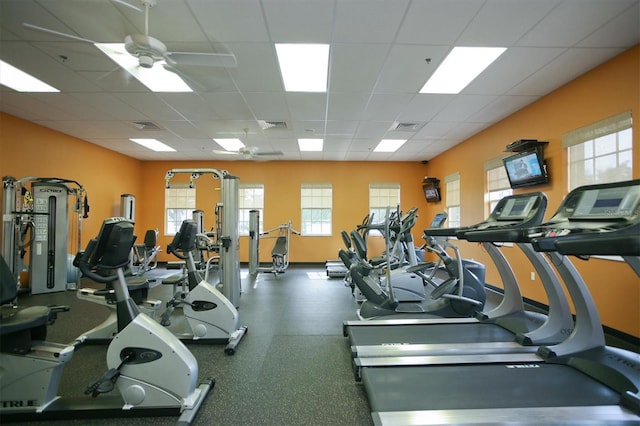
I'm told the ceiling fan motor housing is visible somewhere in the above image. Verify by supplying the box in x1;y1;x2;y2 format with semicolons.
124;34;167;68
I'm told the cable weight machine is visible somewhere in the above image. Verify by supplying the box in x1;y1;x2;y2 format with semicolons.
2;176;89;294
164;168;241;307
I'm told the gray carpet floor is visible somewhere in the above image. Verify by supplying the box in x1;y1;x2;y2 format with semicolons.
7;265;373;426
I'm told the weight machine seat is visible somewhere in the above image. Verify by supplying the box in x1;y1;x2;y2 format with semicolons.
0;255;54;354
272;236;288;257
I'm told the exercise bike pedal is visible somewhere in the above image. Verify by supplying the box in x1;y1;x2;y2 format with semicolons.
84;350;135;397
85;368;120;397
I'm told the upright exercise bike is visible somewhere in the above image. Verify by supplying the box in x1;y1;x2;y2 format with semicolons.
159;219;247;354
0;217;213;423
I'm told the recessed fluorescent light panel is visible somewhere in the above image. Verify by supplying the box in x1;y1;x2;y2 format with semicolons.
213;138;245;151
374;139;407;153
298;138;323;152
275;44;329;92
130;138;175;152
95;43;191;92
0;60;59;92
420;46;507;94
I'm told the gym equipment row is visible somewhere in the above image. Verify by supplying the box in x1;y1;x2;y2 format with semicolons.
343;179;640;424
1;218;214;423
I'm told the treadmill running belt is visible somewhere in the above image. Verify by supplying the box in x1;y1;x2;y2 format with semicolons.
361;363;620;412
349;323;516;346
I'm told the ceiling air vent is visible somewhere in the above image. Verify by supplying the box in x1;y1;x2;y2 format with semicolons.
130;120;163;131
258;120;288;130
391;121;426;132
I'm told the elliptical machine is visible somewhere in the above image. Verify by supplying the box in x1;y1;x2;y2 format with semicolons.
0;217;213;423
348;208;486;320
159;219;247;354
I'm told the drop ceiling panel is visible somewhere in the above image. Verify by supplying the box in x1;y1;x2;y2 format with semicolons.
508;47;627;96
329;43;389;93
262;0;334;43
362;94;413;121
326;93;370;121
226;43;283;92
396;0;483;45
114;93;186;121
457;0;560;46
29;0;134;43
577;2;640;47
68;92;147;121
374;44;448;94
189;0;270;43
333;0;408;44
464;47;565;95
395;94;451;123
516;0;635;47
285;93;327;121
241;92;289;119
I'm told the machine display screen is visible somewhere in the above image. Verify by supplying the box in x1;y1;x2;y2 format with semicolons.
498;197;535;220
572;186;640;218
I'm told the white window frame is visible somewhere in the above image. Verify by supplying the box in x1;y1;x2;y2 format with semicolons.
239;183;264;236
485;157;513;217
564;111;633;191
369;183;401;232
165;183;196;235
301;183;332;236
444;172;461;228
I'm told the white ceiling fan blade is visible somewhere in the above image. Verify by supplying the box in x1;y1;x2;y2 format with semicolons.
22;23;97;44
212;150;242;155
253;150;284;156
162;64;208;91
111;0;143;12
166;52;237;68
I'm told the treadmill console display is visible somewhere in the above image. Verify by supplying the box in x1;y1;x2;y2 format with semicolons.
571;186;640;219
530;180;640;240
496;197;535;220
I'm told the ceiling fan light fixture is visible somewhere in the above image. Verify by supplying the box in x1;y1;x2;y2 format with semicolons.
138;54;154;68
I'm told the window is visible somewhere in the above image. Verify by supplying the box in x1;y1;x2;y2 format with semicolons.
564;111;633;190
485;158;512;216
239;184;264;236
301;183;332;236
165;183;196;235
369;183;401;225
444;172;461;228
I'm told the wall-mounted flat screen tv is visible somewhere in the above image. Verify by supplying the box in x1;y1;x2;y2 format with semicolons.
503;150;549;189
422;179;441;202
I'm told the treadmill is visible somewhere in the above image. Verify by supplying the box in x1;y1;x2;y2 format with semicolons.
359;179;640;425
346;192;574;364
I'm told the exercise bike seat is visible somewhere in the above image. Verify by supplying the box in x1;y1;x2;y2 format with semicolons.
0;255;61;354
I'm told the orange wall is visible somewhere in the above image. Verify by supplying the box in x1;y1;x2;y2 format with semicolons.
420;45;640;337
137;160;430;264
0;113;143;249
0;45;637;337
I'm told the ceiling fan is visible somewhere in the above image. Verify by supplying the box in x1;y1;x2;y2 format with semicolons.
212;146;284;161
23;0;237;70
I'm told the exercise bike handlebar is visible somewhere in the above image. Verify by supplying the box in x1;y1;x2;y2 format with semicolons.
74;240;121;284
